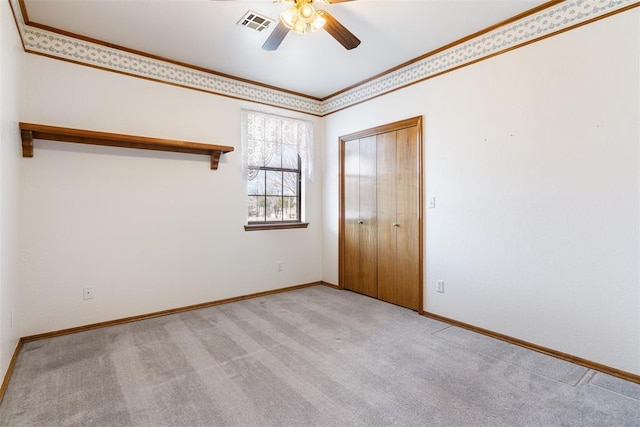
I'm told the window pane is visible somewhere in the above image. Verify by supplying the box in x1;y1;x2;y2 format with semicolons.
247;196;265;222
266;196;283;221
247;169;265;196
264;118;279;144
282;172;298;196
266;171;283;196
247;117;264;140
282;197;298;220
282;145;298;169
265;142;282;168
246;139;263;168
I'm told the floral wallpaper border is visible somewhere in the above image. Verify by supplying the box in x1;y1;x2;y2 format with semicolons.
10;0;636;116
321;0;635;114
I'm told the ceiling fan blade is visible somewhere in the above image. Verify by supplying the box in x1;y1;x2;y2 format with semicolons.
262;21;290;51
317;10;360;50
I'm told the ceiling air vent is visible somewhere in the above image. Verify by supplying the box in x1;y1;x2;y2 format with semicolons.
237;11;274;32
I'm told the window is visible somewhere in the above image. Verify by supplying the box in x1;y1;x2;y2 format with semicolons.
242;110;313;230
247;151;301;222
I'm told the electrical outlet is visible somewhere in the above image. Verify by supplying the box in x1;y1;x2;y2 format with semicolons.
277;262;283;272
83;286;94;300
436;280;445;293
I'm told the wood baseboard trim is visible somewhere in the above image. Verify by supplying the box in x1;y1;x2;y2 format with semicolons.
320;281;340;289
421;311;640;384
0;339;23;403
21;281;323;343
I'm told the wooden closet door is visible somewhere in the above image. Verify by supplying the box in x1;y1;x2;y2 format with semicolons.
343;139;361;293
376;131;398;305
377;127;420;310
395;126;420;310
340;116;422;313
343;137;377;298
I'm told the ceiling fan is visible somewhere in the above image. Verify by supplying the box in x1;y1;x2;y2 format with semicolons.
262;0;361;51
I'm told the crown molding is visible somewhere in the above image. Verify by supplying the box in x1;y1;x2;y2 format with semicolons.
9;0;638;117
321;0;638;114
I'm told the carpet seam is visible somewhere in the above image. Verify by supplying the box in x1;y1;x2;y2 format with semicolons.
421;311;640;384
430;330;585;388
587;382;640;403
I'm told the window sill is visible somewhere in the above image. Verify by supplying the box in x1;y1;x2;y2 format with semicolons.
244;222;309;231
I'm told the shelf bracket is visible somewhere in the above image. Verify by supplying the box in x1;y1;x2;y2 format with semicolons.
21;129;34;158
211;151;222;170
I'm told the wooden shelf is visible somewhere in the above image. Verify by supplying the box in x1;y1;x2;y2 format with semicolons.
19;122;234;170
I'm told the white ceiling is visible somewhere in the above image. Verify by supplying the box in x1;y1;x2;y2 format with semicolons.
24;0;548;99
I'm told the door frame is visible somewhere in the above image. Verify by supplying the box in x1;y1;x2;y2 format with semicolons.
338;116;424;313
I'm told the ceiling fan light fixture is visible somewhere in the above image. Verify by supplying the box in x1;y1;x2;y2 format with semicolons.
292;20;308;34
280;6;297;28
265;0;359;51
280;1;325;35
310;14;326;32
299;4;315;21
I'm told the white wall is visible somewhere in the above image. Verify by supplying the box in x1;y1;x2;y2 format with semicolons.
9;4;639;378
18;56;324;336
0;0;24;379
323;9;640;375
